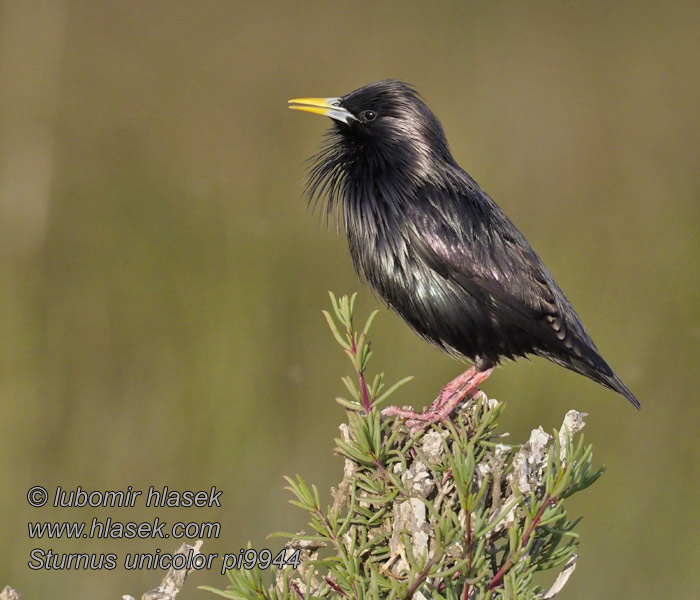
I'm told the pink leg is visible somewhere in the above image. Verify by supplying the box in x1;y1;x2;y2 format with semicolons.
382;366;494;428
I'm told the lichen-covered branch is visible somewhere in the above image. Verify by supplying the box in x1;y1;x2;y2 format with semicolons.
206;293;603;600
1;586;20;600
3;542;202;600
124;541;203;600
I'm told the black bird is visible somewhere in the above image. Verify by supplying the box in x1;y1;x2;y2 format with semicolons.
289;80;639;423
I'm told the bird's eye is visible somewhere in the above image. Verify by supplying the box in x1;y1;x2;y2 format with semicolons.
361;110;377;122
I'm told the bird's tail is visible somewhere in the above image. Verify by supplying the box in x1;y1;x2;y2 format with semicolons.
547;350;641;409
595;369;640;410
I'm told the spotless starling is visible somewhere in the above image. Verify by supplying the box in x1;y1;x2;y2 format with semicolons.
289;80;639;423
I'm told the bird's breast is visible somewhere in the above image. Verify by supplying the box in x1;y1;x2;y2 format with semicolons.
342;194;488;361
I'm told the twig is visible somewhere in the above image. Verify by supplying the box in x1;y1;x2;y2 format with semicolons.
123;541;203;600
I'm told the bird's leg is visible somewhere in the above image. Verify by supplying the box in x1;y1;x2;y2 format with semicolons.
382;366;494;428
427;366;480;411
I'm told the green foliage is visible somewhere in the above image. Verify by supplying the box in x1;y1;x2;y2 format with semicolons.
203;293;603;600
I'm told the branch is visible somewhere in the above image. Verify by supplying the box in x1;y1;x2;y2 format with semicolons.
207;293;603;600
123;541;203;600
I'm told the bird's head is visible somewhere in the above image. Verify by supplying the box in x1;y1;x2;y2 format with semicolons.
289;80;455;215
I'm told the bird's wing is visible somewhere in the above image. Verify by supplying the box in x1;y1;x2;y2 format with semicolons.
404;185;596;362
405;184;640;408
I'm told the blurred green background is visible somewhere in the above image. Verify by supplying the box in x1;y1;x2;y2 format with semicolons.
1;0;698;597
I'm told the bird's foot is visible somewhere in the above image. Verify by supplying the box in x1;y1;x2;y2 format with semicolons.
382;366;494;430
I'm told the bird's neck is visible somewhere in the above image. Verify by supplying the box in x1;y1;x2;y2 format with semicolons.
340;158;416;284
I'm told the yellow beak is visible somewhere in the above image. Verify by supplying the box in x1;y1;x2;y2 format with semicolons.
288;97;355;124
